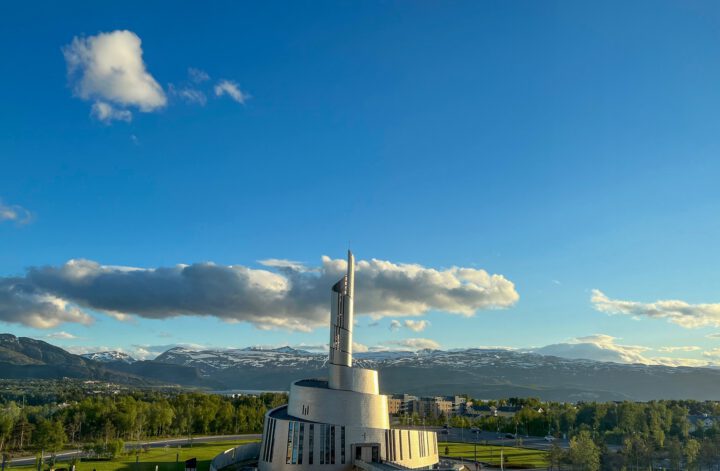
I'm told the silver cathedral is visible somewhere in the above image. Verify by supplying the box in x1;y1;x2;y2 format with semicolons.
258;251;439;471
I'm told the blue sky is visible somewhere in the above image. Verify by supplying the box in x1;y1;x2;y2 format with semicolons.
2;1;720;365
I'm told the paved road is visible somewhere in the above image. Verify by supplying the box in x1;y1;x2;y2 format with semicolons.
9;434;261;466
404;426;569;451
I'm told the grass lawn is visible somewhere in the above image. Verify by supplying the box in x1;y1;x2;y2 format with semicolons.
439;441;548;469
7;441;260;471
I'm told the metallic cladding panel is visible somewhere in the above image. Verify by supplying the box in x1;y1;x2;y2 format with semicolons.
328;364;378;394
287;381;389;429
329;251;354;368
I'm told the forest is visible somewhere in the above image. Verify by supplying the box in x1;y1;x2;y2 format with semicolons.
0;381;286;460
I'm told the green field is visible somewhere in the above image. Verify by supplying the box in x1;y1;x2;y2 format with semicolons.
8;441;260;471
439;441;548;469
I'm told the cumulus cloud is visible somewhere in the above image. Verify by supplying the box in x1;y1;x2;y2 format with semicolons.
707;333;720;339
63;30;166;121
592;289;720;328
404;319;430;332
533;334;653;364
534;334;715;367
389;320;401;332
381;338;441;351
657;346;701;353
0;277;93;328
45;331;79;340
214;80;249;104
0;256;518;331
0;199;33;225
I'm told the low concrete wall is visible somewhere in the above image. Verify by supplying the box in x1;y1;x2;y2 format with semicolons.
209;442;261;471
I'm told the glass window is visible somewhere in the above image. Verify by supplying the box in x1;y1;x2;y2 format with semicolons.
330;426;336;464
298;424;304;465
309;424;314;465
292;422;300;464
341;426;345;464
286;422;294;464
320;424;325;464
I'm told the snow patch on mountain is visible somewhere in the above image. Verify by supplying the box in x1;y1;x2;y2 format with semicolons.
81;351;137;364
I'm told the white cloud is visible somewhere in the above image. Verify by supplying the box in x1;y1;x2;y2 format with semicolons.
534;334;717;367
389;320;401;331
404;319;430;332
381;338;441;351
63;30;166;121
45;331;79;340
0;279;92;328
353;342;369;353
592;289;720;329
534;334;652;364
259;259;312;272
651;357;713;367
703;348;720;358
214;80;249;104
0;199;33;225
707;333;720;339
188;68;210;83
168;84;207;106
0;255;518;331
91;101;132;122
657;346;701;353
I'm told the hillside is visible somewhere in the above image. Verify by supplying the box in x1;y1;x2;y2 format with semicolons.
5;335;720;401
0;334;204;386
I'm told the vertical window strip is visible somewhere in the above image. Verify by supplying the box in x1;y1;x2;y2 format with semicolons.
286;422;294;464
408;430;412;459
320;424;325;464
292;421;300;464
397;429;402;461
298;424;304;465
325;425;331;465
270;419;277;463
309;424;314;465
341;426;345;464
330;426;336;464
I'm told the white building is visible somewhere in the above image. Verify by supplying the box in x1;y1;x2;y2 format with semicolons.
258;252;439;471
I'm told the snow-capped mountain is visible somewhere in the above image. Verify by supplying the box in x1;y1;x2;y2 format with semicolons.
152;346;720;402
81;351;137;364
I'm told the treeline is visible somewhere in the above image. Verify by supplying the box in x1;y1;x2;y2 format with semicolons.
407;397;720;469
0;390;287;457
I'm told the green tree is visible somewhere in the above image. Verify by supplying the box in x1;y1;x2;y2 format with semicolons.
548;442;564;470
665;436;683;470
568;430;600;471
684;438;700;470
34;419;66;464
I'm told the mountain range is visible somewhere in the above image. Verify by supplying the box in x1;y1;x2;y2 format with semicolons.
2;333;720;402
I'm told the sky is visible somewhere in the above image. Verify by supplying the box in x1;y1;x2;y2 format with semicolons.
2;1;720;366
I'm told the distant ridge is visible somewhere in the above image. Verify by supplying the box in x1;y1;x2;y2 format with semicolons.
3;334;720;401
